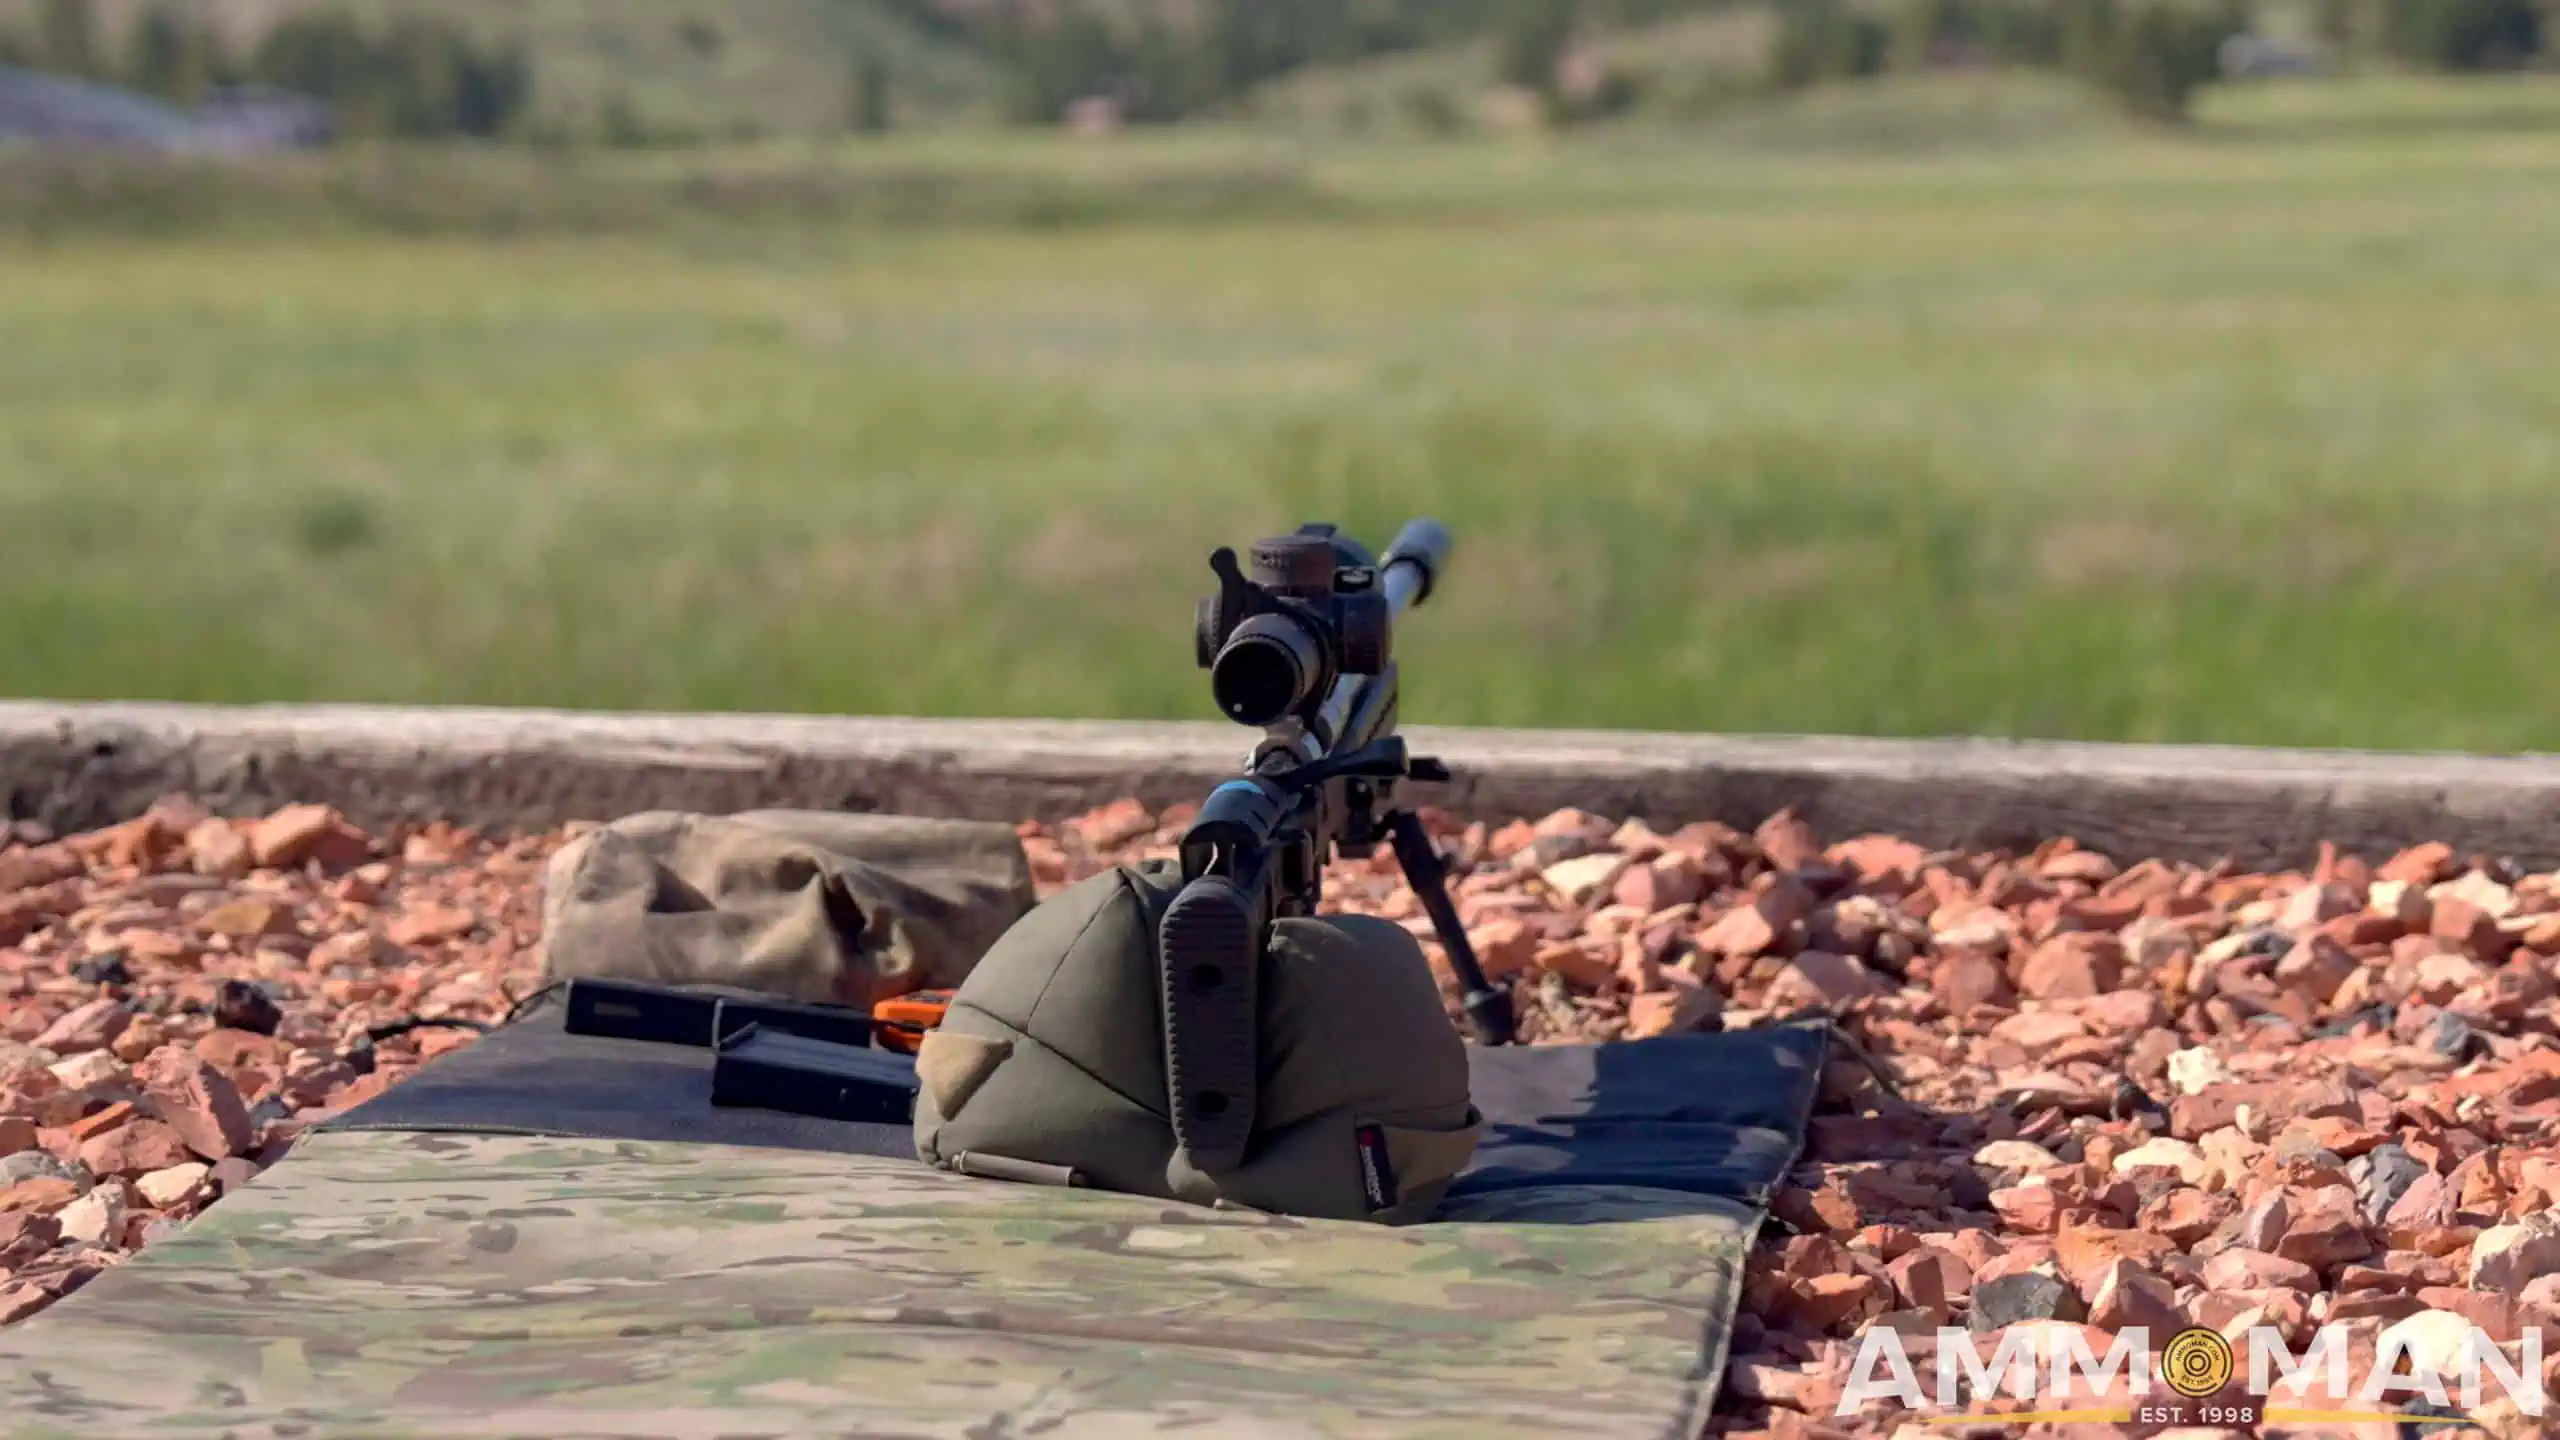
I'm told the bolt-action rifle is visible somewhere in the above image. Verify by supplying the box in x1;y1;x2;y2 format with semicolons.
1159;518;1516;1179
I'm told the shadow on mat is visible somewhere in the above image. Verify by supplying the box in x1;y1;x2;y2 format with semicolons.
320;994;1838;1222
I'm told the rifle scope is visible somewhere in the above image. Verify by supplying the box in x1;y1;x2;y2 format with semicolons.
1199;519;1451;729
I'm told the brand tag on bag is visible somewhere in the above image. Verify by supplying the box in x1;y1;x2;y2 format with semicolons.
1355;1123;1398;1210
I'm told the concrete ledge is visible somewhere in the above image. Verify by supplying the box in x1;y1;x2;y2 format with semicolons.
4;701;2559;868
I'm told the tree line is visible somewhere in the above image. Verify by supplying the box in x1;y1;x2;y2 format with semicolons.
1762;0;2541;118
2327;0;2545;68
985;0;1550;123
1764;0;2248;120
0;0;533;139
0;0;2544;140
989;0;2546;126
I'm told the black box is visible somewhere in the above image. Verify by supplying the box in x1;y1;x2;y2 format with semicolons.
709;996;873;1050
562;977;712;1046
711;1024;919;1126
562;977;873;1049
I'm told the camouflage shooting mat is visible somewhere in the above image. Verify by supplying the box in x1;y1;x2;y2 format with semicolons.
0;1132;1770;1440
0;1020;1828;1440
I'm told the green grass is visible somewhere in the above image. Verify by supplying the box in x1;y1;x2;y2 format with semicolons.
7;73;2560;752
0;138;1332;239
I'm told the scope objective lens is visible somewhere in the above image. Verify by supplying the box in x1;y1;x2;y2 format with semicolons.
1211;615;1324;726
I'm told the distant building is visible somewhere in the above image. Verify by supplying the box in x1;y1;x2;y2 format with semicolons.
0;63;203;151
193;87;336;152
1063;94;1122;136
2219;35;2326;79
0;65;332;154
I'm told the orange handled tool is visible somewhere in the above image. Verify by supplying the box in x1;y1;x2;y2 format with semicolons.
873;989;953;1055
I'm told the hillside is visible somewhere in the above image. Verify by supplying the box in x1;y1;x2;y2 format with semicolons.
2;0;2551;144
0;0;1781;136
1237;5;1778;135
0;0;1011;136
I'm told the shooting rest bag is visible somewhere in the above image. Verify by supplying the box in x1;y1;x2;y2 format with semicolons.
912;861;1483;1224
539;810;1038;1011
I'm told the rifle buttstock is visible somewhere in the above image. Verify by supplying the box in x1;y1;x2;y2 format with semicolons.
1158;873;1262;1174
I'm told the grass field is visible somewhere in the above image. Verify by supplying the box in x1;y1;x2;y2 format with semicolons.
6;73;2560;751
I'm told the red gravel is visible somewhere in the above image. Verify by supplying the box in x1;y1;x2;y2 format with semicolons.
2;797;560;1321
7;794;2559;1440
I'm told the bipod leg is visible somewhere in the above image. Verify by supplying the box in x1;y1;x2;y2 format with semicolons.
1386;809;1516;1046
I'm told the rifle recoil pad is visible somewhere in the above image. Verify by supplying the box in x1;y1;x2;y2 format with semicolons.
1158;873;1260;1171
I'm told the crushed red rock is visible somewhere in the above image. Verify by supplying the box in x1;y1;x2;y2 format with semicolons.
5;797;2559;1439
2;798;557;1321
1028;805;2560;1440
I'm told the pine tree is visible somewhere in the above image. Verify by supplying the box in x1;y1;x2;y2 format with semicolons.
1891;0;1957;70
601;89;649;147
849;52;891;133
126;5;201;102
453;38;531;136
38;0;97;77
1493;0;1579;93
2058;0;2122;78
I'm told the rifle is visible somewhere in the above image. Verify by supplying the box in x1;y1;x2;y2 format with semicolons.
1159;519;1516;1179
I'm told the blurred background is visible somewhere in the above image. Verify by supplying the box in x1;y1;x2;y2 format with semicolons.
0;0;2553;749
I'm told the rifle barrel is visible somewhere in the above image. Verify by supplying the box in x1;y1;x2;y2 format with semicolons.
1294;519;1447;760
1379;519;1450;614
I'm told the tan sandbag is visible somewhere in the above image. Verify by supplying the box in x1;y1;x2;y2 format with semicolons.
539;810;1037;1008
913;862;1482;1224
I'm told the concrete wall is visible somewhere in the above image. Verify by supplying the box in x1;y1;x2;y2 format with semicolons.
5;701;2558;868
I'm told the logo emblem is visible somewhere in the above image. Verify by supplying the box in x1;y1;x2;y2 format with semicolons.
2162;1327;2236;1400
